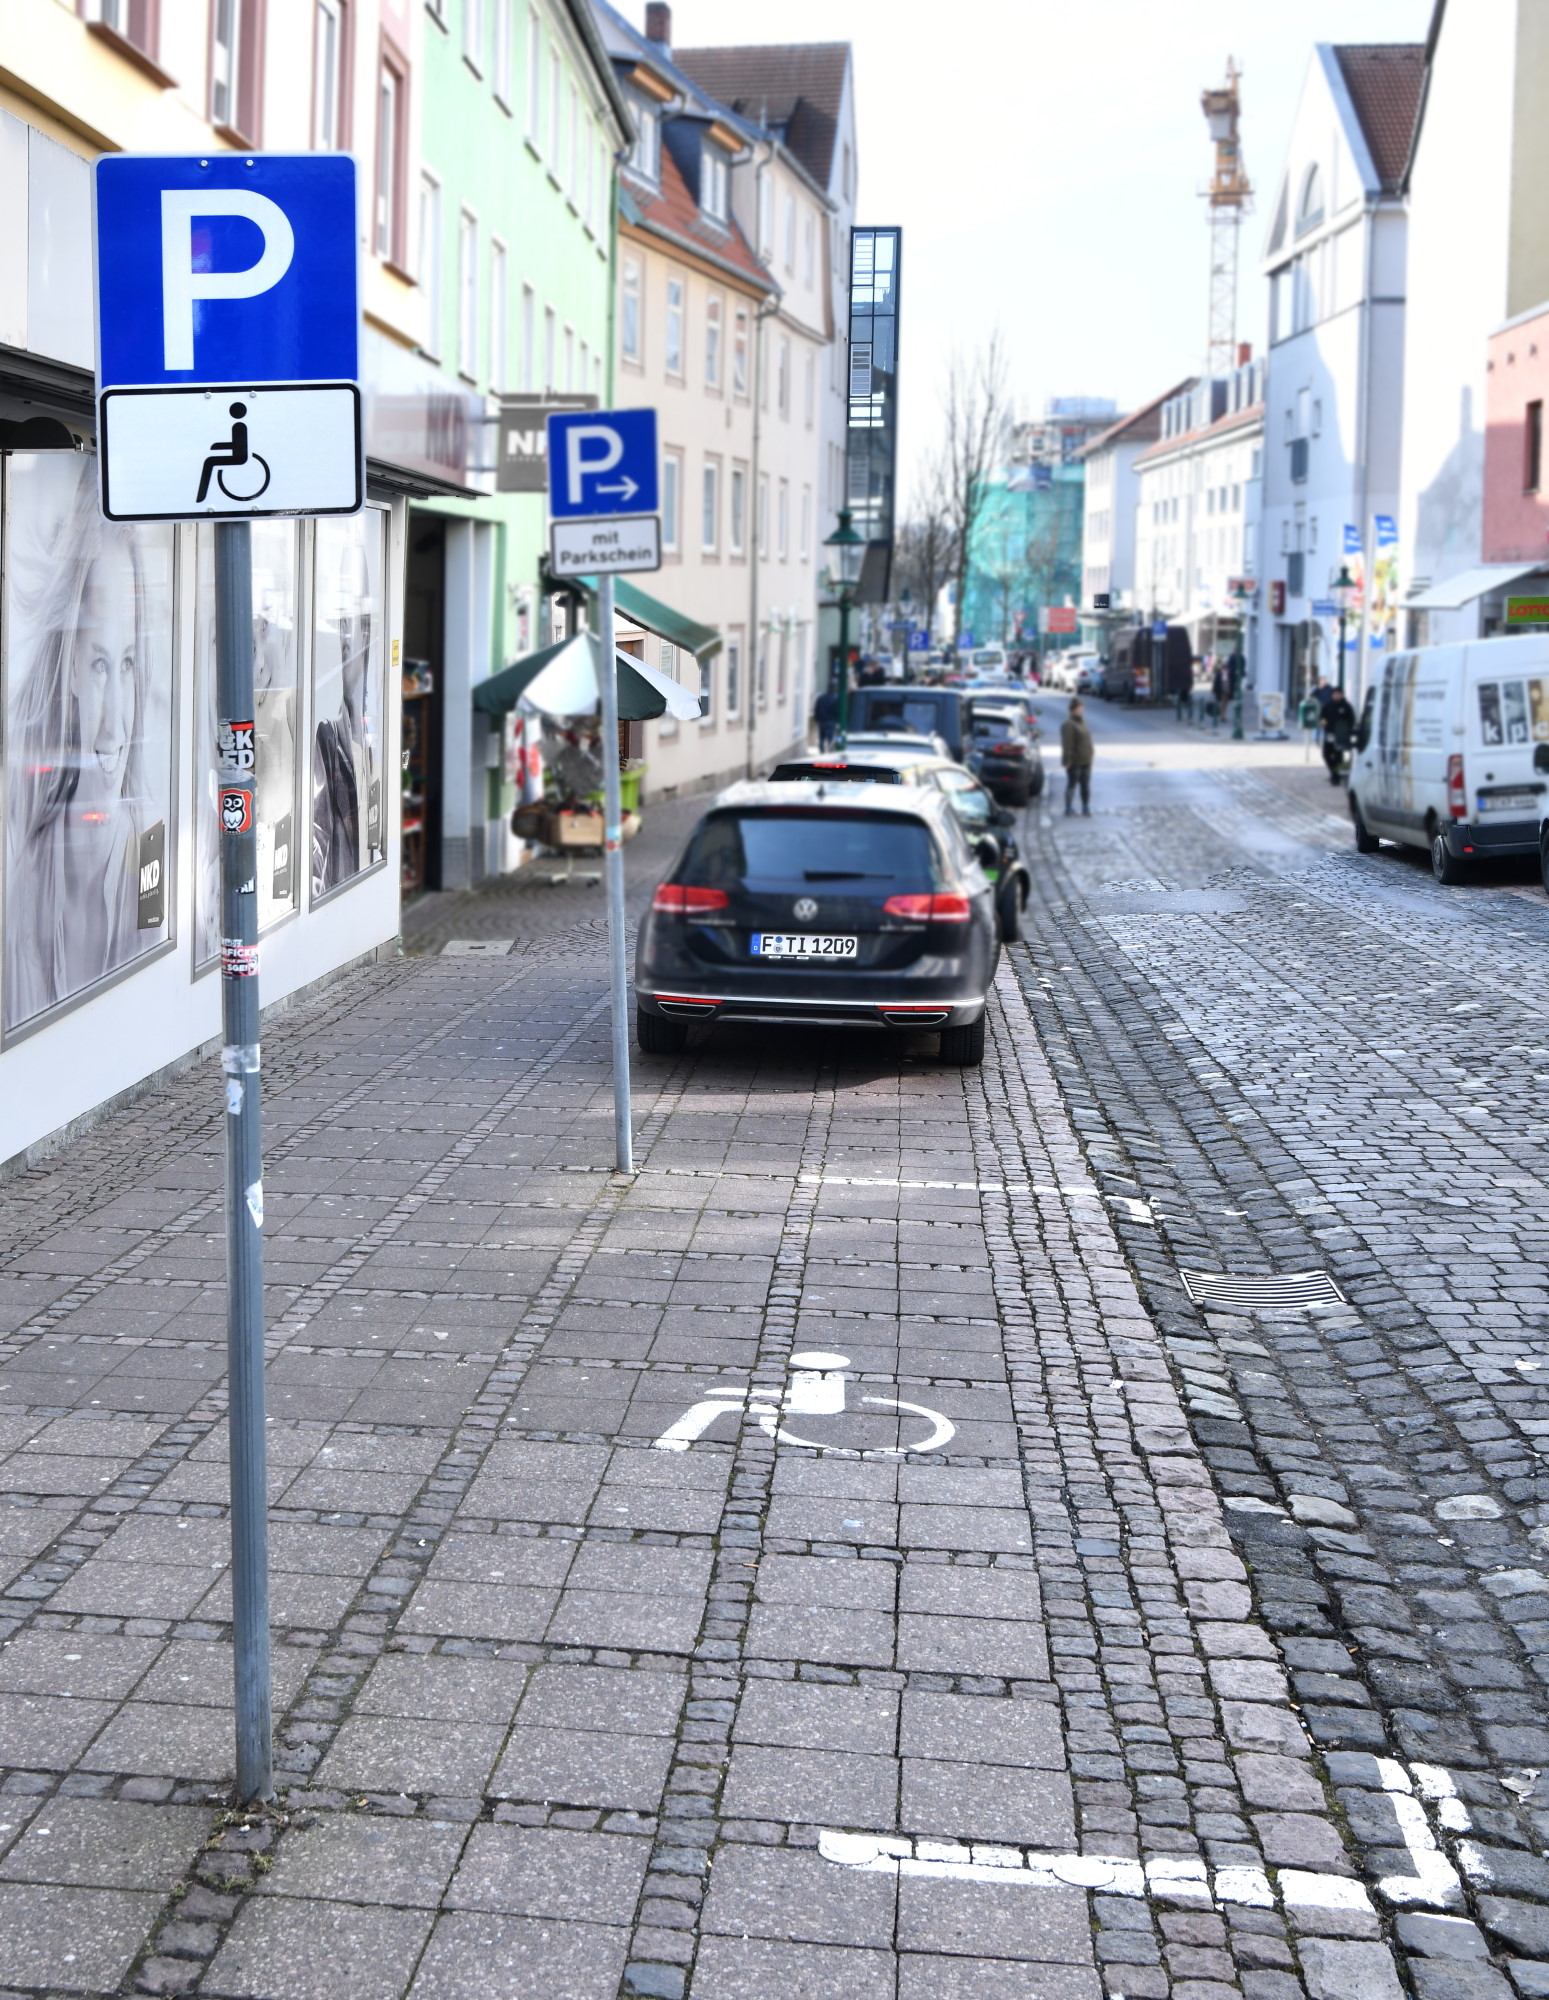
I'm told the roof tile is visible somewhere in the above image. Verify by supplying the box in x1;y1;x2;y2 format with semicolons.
1333;44;1426;194
672;44;849;187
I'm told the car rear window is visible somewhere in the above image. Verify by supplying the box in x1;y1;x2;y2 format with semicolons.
682;811;942;890
852;693;949;737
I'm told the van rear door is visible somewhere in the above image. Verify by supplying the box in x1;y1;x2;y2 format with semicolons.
1466;647;1549;832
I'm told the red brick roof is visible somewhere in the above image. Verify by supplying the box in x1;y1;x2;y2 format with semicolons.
622;147;773;291
672;44;849;188
1132;402;1264;470
1334;44;1426;194
1079;381;1196;459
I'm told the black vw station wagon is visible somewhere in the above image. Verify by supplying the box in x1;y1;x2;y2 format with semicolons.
634;781;998;1066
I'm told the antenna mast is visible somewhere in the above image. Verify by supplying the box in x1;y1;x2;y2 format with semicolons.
1201;59;1252;378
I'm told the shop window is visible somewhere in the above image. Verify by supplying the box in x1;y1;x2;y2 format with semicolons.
3;454;176;1034
196;522;300;964
312;510;389;901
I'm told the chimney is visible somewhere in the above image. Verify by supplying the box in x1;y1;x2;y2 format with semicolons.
1237;341;1252;365
645;3;671;49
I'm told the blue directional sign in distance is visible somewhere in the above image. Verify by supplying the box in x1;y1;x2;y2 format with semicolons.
1152;619;1168;639
546;408;659;519
94;154;361;522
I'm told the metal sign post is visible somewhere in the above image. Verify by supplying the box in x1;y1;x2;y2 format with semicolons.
544;409;663;1177
596;573;633;1174
214;523;272;1802
94;152;362;1801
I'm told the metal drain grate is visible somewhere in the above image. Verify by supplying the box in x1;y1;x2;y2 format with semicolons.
1181;1269;1346;1311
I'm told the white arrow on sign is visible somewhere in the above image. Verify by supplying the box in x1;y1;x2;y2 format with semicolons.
595;478;639;501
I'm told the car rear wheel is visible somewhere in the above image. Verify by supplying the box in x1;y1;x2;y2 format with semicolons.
637;1007;688;1055
997;882;1023;944
939;1014;986;1067
1430;830;1467;885
1351;798;1380;853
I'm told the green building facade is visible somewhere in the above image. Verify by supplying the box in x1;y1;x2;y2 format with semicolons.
406;0;629;893
962;464;1085;652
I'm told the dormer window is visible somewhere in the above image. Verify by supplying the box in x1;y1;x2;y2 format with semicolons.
632;102;659;181
702;145;728;223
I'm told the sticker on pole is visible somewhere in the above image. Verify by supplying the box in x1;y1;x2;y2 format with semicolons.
94;154;362;522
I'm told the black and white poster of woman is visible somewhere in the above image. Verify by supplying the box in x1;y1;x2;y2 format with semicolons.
3;453;175;1033
194;522;299;963
311;510;386;897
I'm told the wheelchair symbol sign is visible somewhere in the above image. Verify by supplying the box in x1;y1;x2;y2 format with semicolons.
652;1352;954;1456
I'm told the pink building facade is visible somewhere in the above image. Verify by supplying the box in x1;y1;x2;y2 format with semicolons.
1483;307;1549;561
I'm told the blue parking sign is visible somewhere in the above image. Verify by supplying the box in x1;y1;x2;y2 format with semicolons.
94;154;361;521
546;408;659;519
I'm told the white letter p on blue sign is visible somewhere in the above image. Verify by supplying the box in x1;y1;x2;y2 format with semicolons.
160;190;296;372
565;424;625;509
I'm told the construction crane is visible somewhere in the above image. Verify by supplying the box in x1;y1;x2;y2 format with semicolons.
1201;60;1252;379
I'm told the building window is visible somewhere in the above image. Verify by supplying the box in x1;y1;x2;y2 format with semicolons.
520;281;535;391
733;307;749;398
418;172;442;357
457;210;479;379
705;294;722;389
86;0;161;60
563;323;574;392
800;485;811;560
312;0;346;148
584;114;596;226
489;237;507;390
211;0;263;142
777;478;788;560
803;350;815;427
621;258;642;363
699;651;714;721
730;466;746;554
662;452;681;551
702;147;728;222
548;47;561;169
1528;401;1544;493
526;8;540;142
665;275;684;378
375;56;406;263
462;0;481;72
543;304;555;391
757;174;772;260
633;103;658;180
803;211;815;286
726;631;742;718
757;474;768;557
783;192;796;271
570;83;580;194
492;0;511;104
777;336;790;418
702;462;720;553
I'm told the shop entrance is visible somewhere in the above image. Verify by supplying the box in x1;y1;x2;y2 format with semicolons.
403;514;446;893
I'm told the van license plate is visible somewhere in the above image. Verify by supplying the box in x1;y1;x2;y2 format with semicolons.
1479;790;1538;813
753;934;858;959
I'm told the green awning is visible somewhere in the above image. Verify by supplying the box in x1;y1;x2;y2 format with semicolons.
472;630;702;723
578;576;722;660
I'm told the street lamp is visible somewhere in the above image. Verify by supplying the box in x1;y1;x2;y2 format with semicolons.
1331;562;1357;693
823;509;866;742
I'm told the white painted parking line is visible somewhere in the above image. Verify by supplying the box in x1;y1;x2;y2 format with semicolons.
652;1351;955;1456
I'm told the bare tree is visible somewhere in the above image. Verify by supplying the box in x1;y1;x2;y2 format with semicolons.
941;334;1009;645
893;452;953;634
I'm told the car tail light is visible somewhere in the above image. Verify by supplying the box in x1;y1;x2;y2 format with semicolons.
882;893;972;922
652;884;730;914
1447;754;1467;819
991;741;1025;757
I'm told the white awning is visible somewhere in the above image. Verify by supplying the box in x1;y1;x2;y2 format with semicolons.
1407;562;1548;610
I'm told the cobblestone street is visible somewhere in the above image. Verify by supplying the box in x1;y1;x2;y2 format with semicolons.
0;699;1546;1999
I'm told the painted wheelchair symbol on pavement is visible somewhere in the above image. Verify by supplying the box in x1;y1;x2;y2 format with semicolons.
652;1351;954;1456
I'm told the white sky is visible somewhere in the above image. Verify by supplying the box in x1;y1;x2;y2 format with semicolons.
630;0;1432;501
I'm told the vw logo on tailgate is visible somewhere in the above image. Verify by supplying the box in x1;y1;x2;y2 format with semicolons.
793;898;819;923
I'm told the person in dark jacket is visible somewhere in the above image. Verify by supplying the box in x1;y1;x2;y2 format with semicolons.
1322;689;1357;783
1060;698;1095;816
814;688;838;751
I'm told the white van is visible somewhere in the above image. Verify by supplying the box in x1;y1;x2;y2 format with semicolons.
1348;636;1549;883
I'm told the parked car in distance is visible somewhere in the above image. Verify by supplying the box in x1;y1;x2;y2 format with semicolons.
847;685;966;759
1348;636;1549;884
635;782;999;1065
966;705;1041;807
1073;659;1104;696
968;686;1043;742
844;729;950;759
768;741;1032;944
963;645;1010;679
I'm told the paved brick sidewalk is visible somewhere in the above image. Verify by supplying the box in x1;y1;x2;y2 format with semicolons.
0;826;1406;1995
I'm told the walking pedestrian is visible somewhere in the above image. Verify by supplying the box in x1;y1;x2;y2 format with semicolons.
814;686;838;751
1321;686;1356;785
1211;659;1229;731
1061;696;1094;817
